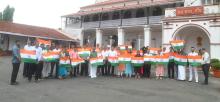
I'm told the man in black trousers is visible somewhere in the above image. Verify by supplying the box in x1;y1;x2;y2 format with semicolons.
201;48;210;85
168;47;175;79
10;40;21;85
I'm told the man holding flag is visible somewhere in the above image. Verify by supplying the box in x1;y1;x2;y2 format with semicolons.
188;47;199;83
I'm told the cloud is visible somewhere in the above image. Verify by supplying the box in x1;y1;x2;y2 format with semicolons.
0;0;95;28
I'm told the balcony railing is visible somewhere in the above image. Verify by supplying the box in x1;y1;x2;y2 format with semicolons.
101;19;121;27
122;17;148;26
82;21;100;29
66;22;81;28
149;16;163;24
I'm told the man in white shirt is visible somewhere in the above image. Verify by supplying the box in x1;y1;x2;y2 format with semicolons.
108;47;118;76
23;41;31;77
35;43;43;82
201;48;210;85
188;47;199;83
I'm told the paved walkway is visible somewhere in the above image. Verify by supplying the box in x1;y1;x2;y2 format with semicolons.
0;57;220;102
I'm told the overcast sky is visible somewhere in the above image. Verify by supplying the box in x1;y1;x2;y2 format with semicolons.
0;0;95;29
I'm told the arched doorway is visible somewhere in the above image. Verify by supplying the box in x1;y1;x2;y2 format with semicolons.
173;25;210;54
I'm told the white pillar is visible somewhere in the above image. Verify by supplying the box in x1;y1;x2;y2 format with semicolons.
118;27;125;46
79;31;84;46
144;26;151;47
138;35;141;50
96;28;103;47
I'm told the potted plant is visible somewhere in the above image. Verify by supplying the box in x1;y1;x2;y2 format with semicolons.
211;59;220;78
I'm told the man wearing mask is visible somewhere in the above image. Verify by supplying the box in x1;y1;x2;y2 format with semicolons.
10;40;21;85
188;47;199;83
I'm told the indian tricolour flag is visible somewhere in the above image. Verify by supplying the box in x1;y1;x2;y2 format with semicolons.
20;49;37;63
59;57;71;67
118;55;131;64
174;54;188;66
188;55;202;67
144;55;156;63
43;51;60;62
127;45;132;50
155;55;170;65
119;45;126;50
78;49;90;58
90;57;103;66
71;58;84;67
132;57;144;67
108;57;119;66
37;38;51;46
149;48;161;55
170;40;185;51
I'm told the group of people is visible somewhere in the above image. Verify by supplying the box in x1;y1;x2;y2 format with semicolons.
10;40;210;86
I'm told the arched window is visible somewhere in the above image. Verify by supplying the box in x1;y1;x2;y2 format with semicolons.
136;8;145;18
92;14;99;21
101;13;109;21
152;6;162;16
123;10;132;19
112;11;120;20
83;15;90;22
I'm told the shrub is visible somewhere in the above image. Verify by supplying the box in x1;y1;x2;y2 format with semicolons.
211;62;220;70
211;59;219;64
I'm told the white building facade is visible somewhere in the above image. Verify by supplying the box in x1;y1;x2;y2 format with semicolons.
62;0;220;58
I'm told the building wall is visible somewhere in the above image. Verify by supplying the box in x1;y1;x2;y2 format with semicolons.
163;17;220;58
0;34;28;51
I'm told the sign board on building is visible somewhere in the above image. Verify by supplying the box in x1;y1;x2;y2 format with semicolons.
176;6;204;16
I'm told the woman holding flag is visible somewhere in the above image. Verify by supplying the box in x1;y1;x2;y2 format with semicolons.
59;46;70;79
125;49;133;78
155;49;165;80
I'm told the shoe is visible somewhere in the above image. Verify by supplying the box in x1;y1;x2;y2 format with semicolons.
10;81;19;85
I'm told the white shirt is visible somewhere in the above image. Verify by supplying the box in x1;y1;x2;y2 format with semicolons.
36;47;43;61
24;45;33;50
102;50;109;58
188;52;198;56
144;53;152;56
109;50;117;57
202;52;210;64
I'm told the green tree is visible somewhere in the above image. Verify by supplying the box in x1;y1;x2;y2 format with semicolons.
0;12;2;20
2;5;15;22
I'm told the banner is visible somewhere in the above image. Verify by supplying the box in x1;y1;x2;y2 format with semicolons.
20;49;37;63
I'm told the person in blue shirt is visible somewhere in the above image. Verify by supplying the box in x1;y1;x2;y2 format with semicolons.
10;40;21;85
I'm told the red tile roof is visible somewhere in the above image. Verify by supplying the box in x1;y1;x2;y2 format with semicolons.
64;0;178;17
0;21;74;41
81;0;129;9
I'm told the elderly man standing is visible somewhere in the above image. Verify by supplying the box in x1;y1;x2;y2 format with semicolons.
10;40;21;85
